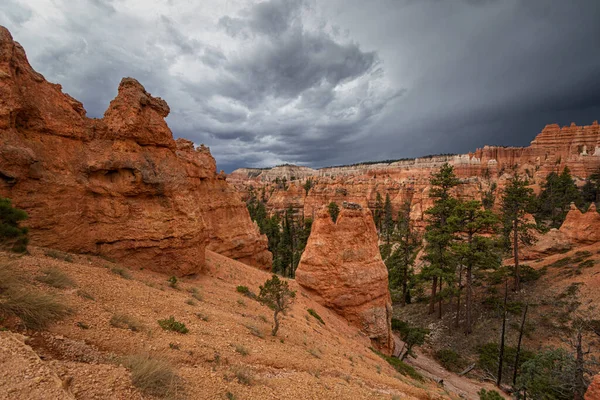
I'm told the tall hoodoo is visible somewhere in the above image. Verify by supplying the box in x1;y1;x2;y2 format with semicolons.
295;203;394;354
0;25;271;275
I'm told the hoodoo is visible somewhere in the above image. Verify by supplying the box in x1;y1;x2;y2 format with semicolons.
0;26;271;275
295;203;394;354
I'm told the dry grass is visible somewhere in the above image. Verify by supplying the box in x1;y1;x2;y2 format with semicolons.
0;288;71;329
110;267;132;280
35;267;76;289
124;353;182;398
110;313;144;332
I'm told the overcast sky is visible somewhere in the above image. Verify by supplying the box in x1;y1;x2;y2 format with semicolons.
2;0;600;171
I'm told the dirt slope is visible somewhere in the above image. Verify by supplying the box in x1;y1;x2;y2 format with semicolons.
0;248;459;400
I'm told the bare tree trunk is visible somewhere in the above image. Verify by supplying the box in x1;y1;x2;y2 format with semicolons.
513;303;528;385
402;250;409;307
513;219;520;291
429;276;437;314
466;263;473;334
574;328;586;400
438;277;443;319
272;310;280;336
455;265;463;329
497;279;508;387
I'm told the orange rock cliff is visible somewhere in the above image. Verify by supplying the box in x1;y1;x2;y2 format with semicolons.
0;26;271;275
229;122;600;228
295;203;394;354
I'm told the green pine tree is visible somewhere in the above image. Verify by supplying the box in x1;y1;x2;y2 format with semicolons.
500;174;537;291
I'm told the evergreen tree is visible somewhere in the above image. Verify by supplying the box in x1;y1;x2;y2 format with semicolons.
0;197;29;253
383;193;394;243
258;274;296;336
535;167;582;228
387;202;420;307
373;192;383;232
303;178;314;196
327;202;340;223
500;174;537;291
449;200;500;334
423;163;460;317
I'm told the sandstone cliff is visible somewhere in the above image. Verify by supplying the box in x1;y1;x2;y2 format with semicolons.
559;203;600;246
295;204;394;354
0;26;271;275
229;121;600;231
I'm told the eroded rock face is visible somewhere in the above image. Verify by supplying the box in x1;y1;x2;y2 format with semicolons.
295;204;393;354
559;203;600;246
586;374;600;400
522;229;572;260
0;26;271;275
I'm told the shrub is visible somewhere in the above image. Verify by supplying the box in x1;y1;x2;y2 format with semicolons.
235;345;249;356
391;319;429;360
110;314;144;332
233;367;253;386
257;275;296;336
158;316;189;334
244;324;264;339
44;249;73;263
477;342;535;384
327;202;340;223
167;276;178;289
124;354;182;398
0;288;71;329
110;267;132;280
76;289;95;301
579;259;595;269
478;389;503;400
35;268;76;289
371;348;424;382
307;308;325;325
549;257;572;268
0;197;29;253
188;287;202;301
236;285;256;299
434;348;466;373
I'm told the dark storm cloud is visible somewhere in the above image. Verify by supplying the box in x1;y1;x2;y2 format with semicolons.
1;0;599;172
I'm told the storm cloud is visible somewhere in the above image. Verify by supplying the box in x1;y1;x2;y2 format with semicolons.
1;0;599;171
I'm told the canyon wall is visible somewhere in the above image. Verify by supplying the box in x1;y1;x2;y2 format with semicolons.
229;121;600;227
0;26;271;275
295;204;394;354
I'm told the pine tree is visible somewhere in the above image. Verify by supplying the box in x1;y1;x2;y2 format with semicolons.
500;174;537;291
327;202;340;223
449;200;500;334
535;167;582;228
374;191;383;232
258;275;296;336
387;202;420;307
423;163;460;317
0;197;29;253
383;193;394;243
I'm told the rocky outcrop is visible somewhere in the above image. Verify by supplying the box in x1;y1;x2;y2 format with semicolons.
295;204;393;354
559;203;600;246
0;26;271;275
586;374;600;400
229;122;600;231
522;228;572;260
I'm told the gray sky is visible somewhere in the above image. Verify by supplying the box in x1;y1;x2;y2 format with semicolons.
2;0;600;172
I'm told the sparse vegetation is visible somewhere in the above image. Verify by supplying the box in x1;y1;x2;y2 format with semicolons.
244;324;264;339
44;249;74;262
0;197;29;253
168;276;178;289
307;308;324;325
76;289;95;300
110;267;132;280
0;287;71;329
110;313;144;332
434;348;467;373
158;316;189;334
371;348;424;382
233;366;254;386
327;202;340;223
35;267;76;289
257;274;296;336
235;344;249;356
124;354;182;398
188;287;202;301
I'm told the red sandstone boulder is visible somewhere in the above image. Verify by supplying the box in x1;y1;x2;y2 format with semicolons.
586;374;600;400
0;26;271;275
559;203;600;246
522;228;571;260
295;204;393;354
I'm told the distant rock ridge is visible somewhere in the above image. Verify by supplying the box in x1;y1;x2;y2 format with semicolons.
295;206;394;355
0;25;271;275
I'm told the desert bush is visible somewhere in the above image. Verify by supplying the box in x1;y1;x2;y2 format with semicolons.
307;308;325;325
110;267;132;280
124;354;182;398
371;348;423;382
236;285;257;299
0;288;71;329
477;342;535;384
44;249;73;263
168;276;178;289
158;316;189;334
549;257;573;268
76;289;95;300
0;197;29;253
110;313;144;332
35;268;76;289
235;344;249;356
233;367;253;386
188;287;202;301
478;389;503;400
434;348;467;373
244;324;264;339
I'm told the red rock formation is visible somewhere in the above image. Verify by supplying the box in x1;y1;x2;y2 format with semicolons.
586;374;600;400
522;229;571;260
295;203;393;354
229;121;600;230
559;203;600;246
0;26;271;275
